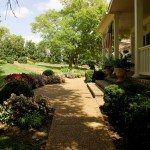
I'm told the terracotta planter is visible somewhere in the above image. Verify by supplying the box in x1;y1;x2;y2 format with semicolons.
105;68;113;79
114;68;126;82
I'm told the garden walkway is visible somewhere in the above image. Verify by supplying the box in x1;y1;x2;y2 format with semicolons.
35;78;116;150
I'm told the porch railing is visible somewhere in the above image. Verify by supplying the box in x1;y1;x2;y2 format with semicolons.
138;45;150;76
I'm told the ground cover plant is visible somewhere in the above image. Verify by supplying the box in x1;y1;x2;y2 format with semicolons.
102;83;150;150
85;69;105;82
0;94;54;150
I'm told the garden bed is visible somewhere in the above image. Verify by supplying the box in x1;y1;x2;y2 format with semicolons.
0;114;54;150
100;83;150;150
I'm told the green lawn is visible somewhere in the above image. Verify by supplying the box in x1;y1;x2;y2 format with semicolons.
0;64;31;75
0;62;87;87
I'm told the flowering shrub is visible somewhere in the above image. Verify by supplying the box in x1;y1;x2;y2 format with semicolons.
0;80;34;104
30;74;47;88
5;73;35;88
3;94;54;128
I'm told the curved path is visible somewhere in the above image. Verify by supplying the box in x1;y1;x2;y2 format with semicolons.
35;78;116;150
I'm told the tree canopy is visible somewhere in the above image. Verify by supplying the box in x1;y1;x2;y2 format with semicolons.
31;0;107;67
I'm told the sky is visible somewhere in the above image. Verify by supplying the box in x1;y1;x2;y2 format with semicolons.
0;0;63;43
0;0;110;43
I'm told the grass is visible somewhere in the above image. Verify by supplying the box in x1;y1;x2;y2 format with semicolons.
0;64;31;75
0;62;87;87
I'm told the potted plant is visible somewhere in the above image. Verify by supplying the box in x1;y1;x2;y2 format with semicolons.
103;57;114;79
114;55;134;82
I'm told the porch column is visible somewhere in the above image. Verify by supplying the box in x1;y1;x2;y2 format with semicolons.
134;0;143;77
130;33;135;63
114;14;119;59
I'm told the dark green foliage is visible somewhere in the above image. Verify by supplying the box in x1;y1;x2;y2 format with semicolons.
86;60;96;70
103;57;114;69
18;57;27;64
0;80;34;104
18;111;44;128
43;69;54;76
0;105;13;122
85;69;94;82
92;70;105;81
0;60;7;64
6;57;14;64
103;84;150;149
123;83;148;95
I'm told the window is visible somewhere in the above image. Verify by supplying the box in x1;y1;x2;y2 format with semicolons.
143;33;150;46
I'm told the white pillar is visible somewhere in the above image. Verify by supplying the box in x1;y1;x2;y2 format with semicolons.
134;0;143;77
114;14;119;59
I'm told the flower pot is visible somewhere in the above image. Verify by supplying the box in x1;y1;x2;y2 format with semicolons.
114;68;126;82
105;68;113;79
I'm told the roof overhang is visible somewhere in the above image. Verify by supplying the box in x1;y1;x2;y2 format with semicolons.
97;14;114;34
98;0;150;34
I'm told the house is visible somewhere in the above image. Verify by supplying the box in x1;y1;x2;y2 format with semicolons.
98;0;150;78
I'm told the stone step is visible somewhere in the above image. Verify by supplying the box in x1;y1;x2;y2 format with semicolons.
87;82;104;98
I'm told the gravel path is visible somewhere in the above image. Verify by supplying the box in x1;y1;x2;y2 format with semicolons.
35;78;116;150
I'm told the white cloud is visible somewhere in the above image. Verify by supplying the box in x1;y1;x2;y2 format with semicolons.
24;35;42;43
7;7;31;18
36;0;63;11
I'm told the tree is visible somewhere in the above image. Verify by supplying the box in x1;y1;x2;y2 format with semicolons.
32;0;107;67
1;34;25;58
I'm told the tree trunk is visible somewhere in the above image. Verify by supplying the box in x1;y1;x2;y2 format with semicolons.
69;59;73;68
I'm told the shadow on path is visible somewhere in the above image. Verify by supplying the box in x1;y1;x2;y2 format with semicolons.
35;78;116;150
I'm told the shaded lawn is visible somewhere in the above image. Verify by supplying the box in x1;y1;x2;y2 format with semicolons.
0;136;40;150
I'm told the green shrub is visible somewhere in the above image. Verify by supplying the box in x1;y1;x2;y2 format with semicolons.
0;105;13;123
6;57;14;64
103;84;150;148
123;83;148;95
43;69;54;76
104;84;125;98
103;85;125;123
18;111;44;128
18;57;27;64
85;70;94;82
0;60;7;64
92;70;105;81
0;80;34;104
